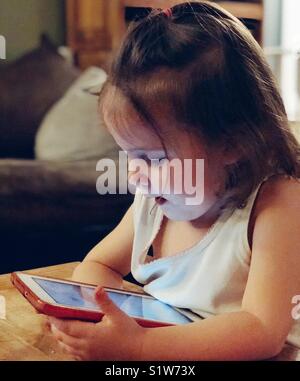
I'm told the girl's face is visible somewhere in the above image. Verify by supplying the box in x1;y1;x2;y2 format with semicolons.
102;89;230;222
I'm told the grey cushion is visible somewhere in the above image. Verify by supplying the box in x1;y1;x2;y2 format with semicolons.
0;159;133;231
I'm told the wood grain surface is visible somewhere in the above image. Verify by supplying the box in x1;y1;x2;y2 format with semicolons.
0;262;299;360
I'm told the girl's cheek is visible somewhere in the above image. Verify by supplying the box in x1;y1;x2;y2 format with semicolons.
148;166;167;195
169;159;201;196
128;159;206;199
149;161;184;196
165;168;180;195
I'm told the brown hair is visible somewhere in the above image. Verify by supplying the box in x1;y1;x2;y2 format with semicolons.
99;1;300;210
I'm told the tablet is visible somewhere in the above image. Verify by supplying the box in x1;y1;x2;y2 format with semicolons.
11;272;196;327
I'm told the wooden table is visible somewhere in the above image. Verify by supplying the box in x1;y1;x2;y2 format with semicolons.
0;262;299;361
0;261;143;361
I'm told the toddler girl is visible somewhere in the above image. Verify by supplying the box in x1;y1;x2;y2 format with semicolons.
49;1;300;360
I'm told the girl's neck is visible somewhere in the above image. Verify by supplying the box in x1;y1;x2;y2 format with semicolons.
166;199;225;230
190;206;223;229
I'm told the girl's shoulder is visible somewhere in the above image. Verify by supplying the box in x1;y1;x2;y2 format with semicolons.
248;174;300;249
257;174;300;208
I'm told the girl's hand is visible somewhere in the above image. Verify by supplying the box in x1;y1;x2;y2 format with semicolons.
48;286;145;361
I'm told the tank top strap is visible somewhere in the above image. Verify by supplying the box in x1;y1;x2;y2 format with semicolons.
238;175;272;214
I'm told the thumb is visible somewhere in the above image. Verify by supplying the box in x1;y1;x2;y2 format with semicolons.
95;286;124;319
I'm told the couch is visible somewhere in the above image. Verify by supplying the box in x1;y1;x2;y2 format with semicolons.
0;36;133;274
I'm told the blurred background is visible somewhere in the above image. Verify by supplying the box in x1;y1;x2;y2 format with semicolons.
0;0;299;274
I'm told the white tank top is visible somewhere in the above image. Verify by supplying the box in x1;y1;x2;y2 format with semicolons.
131;180;300;348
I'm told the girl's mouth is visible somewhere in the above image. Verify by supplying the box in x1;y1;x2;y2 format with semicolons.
155;196;167;205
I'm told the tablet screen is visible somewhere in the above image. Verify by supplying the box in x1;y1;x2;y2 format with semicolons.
32;277;192;325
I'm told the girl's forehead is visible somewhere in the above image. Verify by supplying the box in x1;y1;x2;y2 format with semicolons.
102;88;164;150
101;84;209;157
110;127;162;151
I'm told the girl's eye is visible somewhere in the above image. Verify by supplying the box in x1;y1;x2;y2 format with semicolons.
126;151;167;164
138;154;149;161
140;155;167;165
150;157;167;166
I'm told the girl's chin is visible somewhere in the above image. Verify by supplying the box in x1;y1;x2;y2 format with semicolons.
159;203;205;221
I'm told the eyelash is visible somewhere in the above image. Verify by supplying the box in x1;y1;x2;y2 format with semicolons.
139;155;166;164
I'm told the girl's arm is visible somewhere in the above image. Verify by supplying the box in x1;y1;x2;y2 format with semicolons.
51;176;300;360
72;204;134;288
139;177;300;360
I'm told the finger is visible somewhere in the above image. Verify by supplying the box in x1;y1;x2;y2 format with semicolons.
94;286;126;319
80;286;96;304
48;317;94;338
42;316;51;332
58;341;83;358
50;323;85;348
